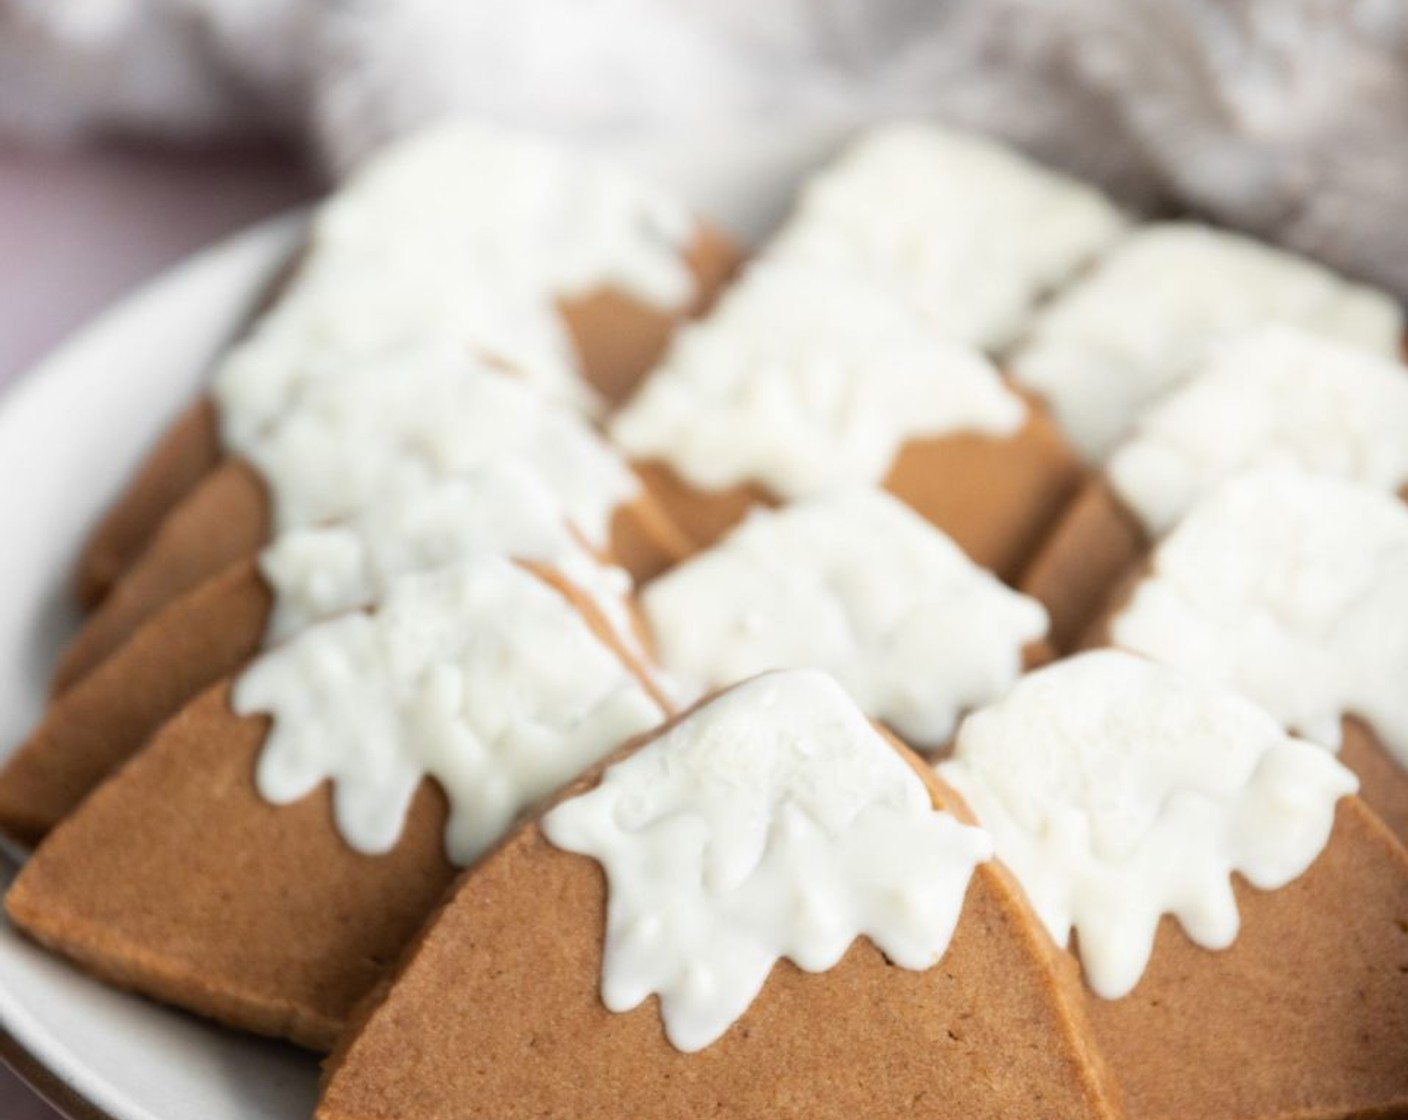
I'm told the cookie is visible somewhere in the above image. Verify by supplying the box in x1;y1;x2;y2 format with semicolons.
613;260;1084;580
640;488;1051;751
6;559;669;1048
941;650;1408;1119
1082;471;1408;844
317;671;1124;1120
1009;223;1403;461
1021;327;1408;648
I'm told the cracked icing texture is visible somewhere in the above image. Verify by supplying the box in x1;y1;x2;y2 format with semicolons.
768;123;1127;351
641;489;1047;748
257;460;635;653
238;346;639;543
543;669;991;1052
1011;224;1403;460
940;651;1357;999
1107;328;1408;536
236;557;665;866
214;120;698;436
611;259;1025;497
1110;470;1408;771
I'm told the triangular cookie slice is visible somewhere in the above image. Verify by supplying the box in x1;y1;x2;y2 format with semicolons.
71;123;742;609
6;557;669;1049
641;488;1051;752
1084;471;1408;844
52;359;691;692
612;259;1082;580
941;651;1408;1119
1009;223;1402;462
318;670;1124;1120
1021;328;1408;648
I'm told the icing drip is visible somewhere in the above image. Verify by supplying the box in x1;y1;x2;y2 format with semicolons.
214;119;698;441
237;346;639;545
940;651;1357;999
768;123;1127;351
1110;470;1408;770
543;669;991;1052
641;489;1048;748
611;259;1025;498
1108;327;1408;537
237;557;665;866
1011;223;1403;460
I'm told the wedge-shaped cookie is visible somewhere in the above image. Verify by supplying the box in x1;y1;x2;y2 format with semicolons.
1010;222;1403;462
318;670;1124;1120
52;354;692;693
941;651;1408;1120
74;120;742;610
1;457;658;845
1081;471;1408;844
6;557;669;1049
612;259;1083;579
766;122;1127;353
1021;328;1408;647
642;488;1050;751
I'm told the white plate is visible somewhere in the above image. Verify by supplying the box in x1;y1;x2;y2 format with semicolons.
0;117;862;1120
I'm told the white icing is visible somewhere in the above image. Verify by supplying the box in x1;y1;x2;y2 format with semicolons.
236;557;666;866
543;669;991;1052
940;651;1357;999
1107;327;1408;536
238;345;639;544
257;460;635;651
1010;223;1404;460
610;259;1026;497
1110;470;1408;771
214;119;698;442
641;489;1048;748
768;124;1127;351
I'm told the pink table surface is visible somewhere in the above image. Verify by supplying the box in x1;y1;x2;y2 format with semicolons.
0;141;315;1119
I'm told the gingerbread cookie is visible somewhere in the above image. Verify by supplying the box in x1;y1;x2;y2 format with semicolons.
1021;327;1408;648
6;557;669;1047
641;488;1051;751
612;259;1083;580
1082;471;1408;844
1009;222;1404;462
941;651;1408;1119
318;671;1124;1119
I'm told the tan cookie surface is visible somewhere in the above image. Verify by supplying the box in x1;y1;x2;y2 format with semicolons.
0;559;271;846
1018;475;1148;652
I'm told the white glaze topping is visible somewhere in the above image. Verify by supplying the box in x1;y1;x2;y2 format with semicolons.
641;489;1048;748
610;259;1026;497
940;651;1357;999
768;124;1127;351
1110;470;1408;770
1107;327;1408;537
236;557;666;866
543;669;991;1052
238;345;639;544
214;119;698;441
1010;223;1403;460
257;460;634;649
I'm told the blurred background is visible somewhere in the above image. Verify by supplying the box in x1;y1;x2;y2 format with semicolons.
2;0;1407;1111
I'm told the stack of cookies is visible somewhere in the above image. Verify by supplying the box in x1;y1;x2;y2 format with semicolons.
2;120;1405;1120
